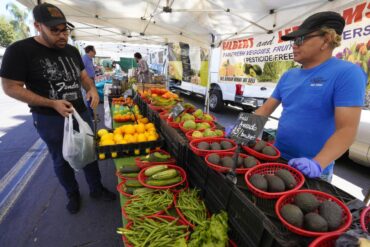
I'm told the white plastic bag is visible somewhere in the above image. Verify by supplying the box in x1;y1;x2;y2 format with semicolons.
62;108;96;170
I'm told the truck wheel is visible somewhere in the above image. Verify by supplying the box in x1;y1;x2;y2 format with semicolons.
209;90;223;112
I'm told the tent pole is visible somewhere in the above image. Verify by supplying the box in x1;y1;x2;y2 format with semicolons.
204;46;213;114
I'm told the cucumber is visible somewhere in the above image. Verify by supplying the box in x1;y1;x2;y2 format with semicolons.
121;172;139;178
144;165;168;176
146;176;182;186
125;180;143;187
119;166;140;173
151;169;178;180
124;186;135;194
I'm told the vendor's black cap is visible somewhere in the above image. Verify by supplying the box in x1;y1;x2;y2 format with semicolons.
33;3;74;28
281;11;345;41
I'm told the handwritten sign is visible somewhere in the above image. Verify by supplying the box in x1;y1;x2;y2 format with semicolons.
169;103;185;119
230;113;268;145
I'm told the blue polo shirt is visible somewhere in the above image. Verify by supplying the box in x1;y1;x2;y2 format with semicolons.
272;57;366;162
82;54;95;79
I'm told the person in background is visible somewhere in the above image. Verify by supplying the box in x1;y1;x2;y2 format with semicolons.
0;3;116;214
255;12;366;182
134;52;151;83
81;45;96;113
82;45;96;81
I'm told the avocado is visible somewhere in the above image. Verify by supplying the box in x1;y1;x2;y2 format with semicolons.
319;200;342;230
247;140;256;148
237;156;244;168
280;204;304;227
208;153;220;164
197;141;210;150
262;146;277;156
252;64;263;75
253;140;266;152
249;174;268;191
221;156;234;168
210;142;222;150
265;175;285;192
244;63;253;75
243;156;258;168
304;213;328;232
275;169;297;190
220;141;233;150
294;193;320;213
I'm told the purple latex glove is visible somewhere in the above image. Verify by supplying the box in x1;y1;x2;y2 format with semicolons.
288;158;322;178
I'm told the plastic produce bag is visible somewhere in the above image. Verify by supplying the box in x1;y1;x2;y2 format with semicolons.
336;229;370;247
63;109;96;170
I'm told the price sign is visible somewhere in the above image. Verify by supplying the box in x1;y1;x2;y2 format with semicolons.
230;113;268;145
169;103;185;119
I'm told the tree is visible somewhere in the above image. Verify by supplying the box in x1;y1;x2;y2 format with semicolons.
6;3;30;40
0;16;16;47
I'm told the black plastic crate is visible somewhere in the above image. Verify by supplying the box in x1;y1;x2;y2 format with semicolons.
206;168;233;208
187;161;209;194
186;151;209;179
204;188;228;213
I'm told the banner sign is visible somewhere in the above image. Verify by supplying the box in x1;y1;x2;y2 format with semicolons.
168;43;209;86
219;1;370;107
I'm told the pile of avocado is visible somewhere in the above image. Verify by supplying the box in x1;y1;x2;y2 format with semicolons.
249;169;297;192
197;141;234;151
280;192;343;232
248;140;277;156
208;153;259;169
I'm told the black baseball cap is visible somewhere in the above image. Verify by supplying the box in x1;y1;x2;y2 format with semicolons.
33;3;74;28
281;11;345;41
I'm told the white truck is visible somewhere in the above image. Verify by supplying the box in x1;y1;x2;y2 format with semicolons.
169;48;276;112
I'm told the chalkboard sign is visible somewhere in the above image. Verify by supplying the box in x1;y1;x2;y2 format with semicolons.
169;103;185;119
230;113;268;145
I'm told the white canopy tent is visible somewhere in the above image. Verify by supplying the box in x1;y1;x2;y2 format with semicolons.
17;0;358;48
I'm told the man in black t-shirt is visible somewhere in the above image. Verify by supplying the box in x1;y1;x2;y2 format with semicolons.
0;3;116;214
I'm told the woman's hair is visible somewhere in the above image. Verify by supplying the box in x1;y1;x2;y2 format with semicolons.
320;27;341;48
134;52;142;59
84;45;95;53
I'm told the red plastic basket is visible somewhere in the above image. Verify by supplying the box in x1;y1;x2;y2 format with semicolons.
170;179;189;195
195;114;217;123
205;152;261;174
159;111;169;120
167;117;180;128
308;232;341;247
179;121;216;133
275;189;352;237
122;193;174;220
244;163;305;199
148;104;172;112
116;180;134;198
360;206;370;233
122;215;189;247
138;164;187;189
134;149;176;168
173;191;209;229
115;169;139;180
242;139;281;161
189;137;237;157
185;129;225;141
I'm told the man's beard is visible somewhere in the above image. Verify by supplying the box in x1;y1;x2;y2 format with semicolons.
41;31;66;50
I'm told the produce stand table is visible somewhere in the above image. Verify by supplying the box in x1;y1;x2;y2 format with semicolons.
132;93;367;247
